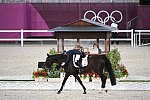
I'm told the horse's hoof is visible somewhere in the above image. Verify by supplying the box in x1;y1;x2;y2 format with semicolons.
83;91;86;94
99;89;108;94
57;91;61;94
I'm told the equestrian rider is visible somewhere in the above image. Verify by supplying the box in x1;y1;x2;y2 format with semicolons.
61;45;86;73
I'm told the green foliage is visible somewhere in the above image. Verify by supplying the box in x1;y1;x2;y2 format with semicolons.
49;48;58;55
47;48;60;78
106;48;121;68
46;63;60;78
106;48;128;78
114;64;128;78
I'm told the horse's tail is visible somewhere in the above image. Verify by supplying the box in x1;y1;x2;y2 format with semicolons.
104;56;116;86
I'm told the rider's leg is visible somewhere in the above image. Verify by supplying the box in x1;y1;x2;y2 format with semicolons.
74;55;84;73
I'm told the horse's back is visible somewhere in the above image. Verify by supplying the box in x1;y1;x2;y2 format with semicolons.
88;54;106;63
87;54;106;72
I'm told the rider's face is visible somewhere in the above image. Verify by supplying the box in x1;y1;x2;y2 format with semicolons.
93;45;97;48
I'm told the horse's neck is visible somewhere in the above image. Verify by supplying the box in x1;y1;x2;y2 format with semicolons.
58;54;67;62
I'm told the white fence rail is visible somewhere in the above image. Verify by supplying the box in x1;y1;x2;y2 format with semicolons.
134;30;150;47
0;29;55;47
111;29;134;47
1;29;149;47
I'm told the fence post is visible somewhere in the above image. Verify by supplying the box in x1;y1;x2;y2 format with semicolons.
134;32;137;47
131;29;134;47
139;31;141;46
21;29;24;47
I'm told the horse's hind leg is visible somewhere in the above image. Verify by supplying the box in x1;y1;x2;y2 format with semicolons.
100;74;108;93
73;74;86;94
57;73;70;94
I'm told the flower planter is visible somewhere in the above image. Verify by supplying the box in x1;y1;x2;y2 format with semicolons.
48;78;61;83
34;77;48;82
92;78;100;82
116;76;127;81
81;78;90;82
81;77;100;82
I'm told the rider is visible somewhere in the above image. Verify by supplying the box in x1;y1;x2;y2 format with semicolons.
61;44;86;73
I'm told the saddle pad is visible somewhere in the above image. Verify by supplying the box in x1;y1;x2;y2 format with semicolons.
82;55;88;67
73;54;88;68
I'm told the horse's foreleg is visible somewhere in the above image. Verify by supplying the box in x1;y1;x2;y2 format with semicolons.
57;73;70;94
73;74;86;94
100;74;108;93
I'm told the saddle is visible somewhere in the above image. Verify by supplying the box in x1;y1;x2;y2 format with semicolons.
73;54;88;68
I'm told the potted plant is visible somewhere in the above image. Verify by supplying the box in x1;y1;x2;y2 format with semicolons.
46;63;61;82
47;48;61;82
106;48;128;79
32;68;48;82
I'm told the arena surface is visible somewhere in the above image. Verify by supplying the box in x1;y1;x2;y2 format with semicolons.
0;90;150;100
0;42;150;100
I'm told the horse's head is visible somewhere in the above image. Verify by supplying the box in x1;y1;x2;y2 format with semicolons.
44;54;53;69
44;53;66;69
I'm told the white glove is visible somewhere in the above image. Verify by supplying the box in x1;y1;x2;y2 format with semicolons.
61;62;65;66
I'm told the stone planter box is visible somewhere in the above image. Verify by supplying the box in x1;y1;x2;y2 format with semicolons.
92;78;100;82
116;76;127;81
34;77;48;82
48;78;61;83
81;77;100;82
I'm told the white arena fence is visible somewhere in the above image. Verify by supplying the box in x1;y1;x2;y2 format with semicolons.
111;29;134;47
0;29;149;47
134;30;150;47
0;29;55;47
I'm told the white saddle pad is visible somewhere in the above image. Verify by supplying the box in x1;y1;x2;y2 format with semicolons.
82;55;88;67
73;54;88;68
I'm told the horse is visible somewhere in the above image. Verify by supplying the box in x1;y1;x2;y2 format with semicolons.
44;53;116;94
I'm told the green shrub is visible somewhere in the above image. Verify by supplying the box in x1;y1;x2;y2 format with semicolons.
106;48;121;68
49;48;58;55
47;48;60;78
106;48;128;78
46;63;60;78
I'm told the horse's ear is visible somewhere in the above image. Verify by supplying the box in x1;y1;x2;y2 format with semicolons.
47;53;50;57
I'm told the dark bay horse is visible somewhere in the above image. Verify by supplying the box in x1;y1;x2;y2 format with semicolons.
44;53;116;94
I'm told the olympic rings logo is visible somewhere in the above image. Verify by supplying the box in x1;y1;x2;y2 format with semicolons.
84;10;123;24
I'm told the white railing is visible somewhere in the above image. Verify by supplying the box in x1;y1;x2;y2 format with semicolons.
0;29;55;47
111;29;134;47
0;29;137;47
134;30;150;46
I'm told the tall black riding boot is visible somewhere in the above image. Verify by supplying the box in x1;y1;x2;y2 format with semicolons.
75;61;84;73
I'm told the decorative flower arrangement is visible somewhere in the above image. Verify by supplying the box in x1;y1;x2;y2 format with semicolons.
80;71;99;78
46;63;60;78
32;48;61;81
106;48;129;78
104;64;128;78
115;64;128;78
80;70;100;82
32;68;49;79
